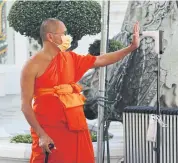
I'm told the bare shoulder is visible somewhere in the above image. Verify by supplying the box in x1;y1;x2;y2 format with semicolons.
20;52;44;104
21;51;43;77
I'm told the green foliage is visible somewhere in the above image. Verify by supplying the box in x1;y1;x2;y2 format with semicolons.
7;0;101;49
10;131;113;143
90;131;113;142
11;134;32;144
88;39;125;56
90;132;97;142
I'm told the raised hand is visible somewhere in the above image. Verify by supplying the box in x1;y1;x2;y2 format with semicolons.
130;21;140;50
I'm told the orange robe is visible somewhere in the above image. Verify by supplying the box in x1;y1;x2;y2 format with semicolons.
30;51;96;163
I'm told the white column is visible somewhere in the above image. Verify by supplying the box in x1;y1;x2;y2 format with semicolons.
14;32;29;67
6;1;15;64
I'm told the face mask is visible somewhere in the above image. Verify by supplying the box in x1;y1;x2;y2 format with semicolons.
54;35;72;52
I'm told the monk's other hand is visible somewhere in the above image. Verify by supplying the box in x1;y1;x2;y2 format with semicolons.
39;134;55;154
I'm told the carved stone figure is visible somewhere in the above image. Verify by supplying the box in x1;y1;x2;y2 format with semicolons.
80;1;178;122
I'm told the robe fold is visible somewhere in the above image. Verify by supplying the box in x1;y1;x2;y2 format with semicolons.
30;51;96;163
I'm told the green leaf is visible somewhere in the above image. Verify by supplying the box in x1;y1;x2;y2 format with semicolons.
10;130;113;143
88;39;125;56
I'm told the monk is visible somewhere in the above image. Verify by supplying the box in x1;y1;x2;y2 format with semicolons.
20;18;140;163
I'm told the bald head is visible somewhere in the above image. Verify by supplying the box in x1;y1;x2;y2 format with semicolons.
40;18;65;42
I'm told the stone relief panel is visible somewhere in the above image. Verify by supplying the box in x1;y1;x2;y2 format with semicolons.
80;1;178;122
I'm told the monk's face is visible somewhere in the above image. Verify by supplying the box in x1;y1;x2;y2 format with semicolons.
46;21;67;45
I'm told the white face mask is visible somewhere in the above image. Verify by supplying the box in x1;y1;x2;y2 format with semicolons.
53;35;72;52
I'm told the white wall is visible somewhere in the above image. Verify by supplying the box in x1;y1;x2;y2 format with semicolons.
0;32;29;96
0;0;29;96
0;65;21;95
14;32;29;67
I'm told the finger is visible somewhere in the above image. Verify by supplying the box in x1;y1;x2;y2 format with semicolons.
133;24;137;33
41;145;47;153
135;24;139;33
50;140;54;145
133;33;139;38
137;23;140;32
49;140;56;149
46;148;52;154
45;145;52;153
41;145;47;154
134;22;139;32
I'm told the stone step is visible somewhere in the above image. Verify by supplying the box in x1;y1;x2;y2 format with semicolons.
0;94;21;108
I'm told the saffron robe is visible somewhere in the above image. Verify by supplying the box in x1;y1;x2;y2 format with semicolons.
30;51;96;163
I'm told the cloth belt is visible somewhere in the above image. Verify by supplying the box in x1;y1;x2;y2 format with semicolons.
34;83;88;131
34;83;86;108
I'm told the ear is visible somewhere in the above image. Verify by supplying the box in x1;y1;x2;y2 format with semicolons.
46;33;53;42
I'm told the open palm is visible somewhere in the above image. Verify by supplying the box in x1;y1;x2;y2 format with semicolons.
131;21;140;49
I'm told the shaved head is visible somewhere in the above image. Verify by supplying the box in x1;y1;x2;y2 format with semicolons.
40;18;65;42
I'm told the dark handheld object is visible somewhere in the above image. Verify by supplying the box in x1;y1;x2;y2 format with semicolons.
44;143;55;163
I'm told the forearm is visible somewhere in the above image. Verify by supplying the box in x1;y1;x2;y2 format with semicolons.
21;105;46;137
98;45;135;67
